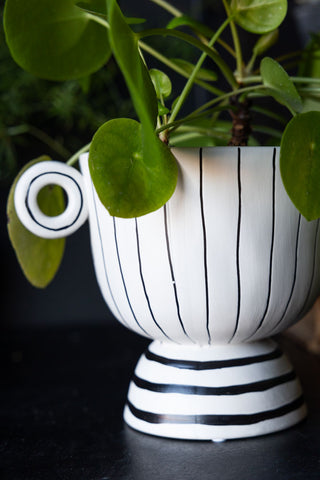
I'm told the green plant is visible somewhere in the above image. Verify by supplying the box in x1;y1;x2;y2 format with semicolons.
0;7;135;187
4;0;320;286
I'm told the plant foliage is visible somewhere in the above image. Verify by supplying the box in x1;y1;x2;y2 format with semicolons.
4;0;320;286
7;157;65;287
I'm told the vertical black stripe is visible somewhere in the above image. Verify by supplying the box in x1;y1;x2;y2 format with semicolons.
297;218;320;318
113;217;151;337
245;148;276;341
199;148;211;344
135;219;172;341
229;147;242;342
163;204;193;342
271;213;301;334
91;183;128;328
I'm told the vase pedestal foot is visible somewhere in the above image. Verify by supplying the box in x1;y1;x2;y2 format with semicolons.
123;339;306;440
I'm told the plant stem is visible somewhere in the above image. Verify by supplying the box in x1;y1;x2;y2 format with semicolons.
7;124;71;159
250;51;303;75
147;0;182;17
243;75;320;86
6;125;30;136
216;38;237;59
156;85;265;135
246;52;258;75
298;87;320;94
138;28;237;89
292;77;320;84
169;17;233;123
148;0;236;58
85;12;109;28
189;84;265;118
222;0;243;81
139;41;224;96
172;125;230;138
251;106;287;125
169;130;229;145
86;12;234;94
275;49;303;64
251;124;283;138
241;76;261;84
67;143;91;166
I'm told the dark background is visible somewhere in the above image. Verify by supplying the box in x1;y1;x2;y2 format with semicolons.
1;0;320;330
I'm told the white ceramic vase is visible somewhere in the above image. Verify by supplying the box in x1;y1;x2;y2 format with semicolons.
14;147;320;440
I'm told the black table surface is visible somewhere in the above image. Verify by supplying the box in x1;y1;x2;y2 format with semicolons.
1;323;320;480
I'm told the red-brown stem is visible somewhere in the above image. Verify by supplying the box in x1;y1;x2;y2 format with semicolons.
228;95;252;146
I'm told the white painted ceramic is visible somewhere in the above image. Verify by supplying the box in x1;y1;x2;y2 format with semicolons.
14;147;320;440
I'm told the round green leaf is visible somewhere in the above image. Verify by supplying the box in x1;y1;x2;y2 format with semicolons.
231;0;287;34
149;69;172;99
4;0;110;81
7;156;65;288
89;118;178;218
280;111;320;221
260;57;303;113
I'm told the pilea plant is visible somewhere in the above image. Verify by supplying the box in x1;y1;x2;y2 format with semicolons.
4;0;320;287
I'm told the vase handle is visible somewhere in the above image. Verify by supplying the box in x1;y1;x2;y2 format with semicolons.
14;161;88;239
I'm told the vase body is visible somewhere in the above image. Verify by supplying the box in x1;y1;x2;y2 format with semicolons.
80;147;320;344
77;146;320;440
14;147;319;439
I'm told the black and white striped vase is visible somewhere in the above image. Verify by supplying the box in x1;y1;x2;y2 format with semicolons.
14;147;320;440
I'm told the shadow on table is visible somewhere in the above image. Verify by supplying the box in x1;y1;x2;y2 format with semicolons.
123;416;320;480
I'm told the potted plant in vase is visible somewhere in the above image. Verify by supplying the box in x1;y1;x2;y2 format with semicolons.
4;0;320;440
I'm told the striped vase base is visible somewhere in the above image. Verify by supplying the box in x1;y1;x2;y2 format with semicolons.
124;339;307;440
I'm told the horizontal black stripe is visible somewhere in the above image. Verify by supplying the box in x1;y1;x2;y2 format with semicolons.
127;395;305;426
145;347;282;370
132;370;296;396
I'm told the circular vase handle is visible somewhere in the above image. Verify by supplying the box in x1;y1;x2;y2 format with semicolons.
14;161;88;239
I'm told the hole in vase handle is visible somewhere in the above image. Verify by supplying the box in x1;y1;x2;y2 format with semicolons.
36;184;67;217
